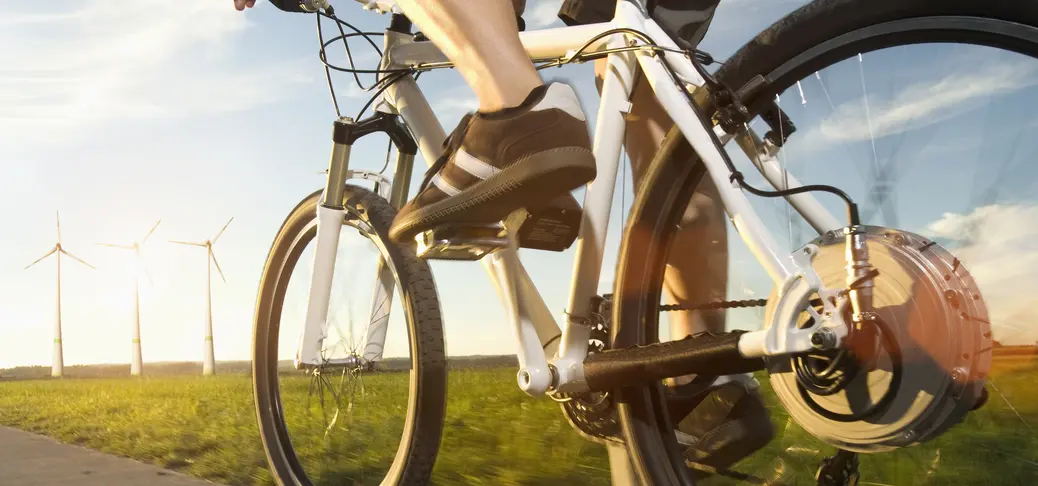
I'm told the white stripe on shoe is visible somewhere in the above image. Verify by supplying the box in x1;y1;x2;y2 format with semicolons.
430;173;461;196
453;149;501;180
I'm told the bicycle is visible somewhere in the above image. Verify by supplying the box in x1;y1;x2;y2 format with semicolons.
252;0;1038;484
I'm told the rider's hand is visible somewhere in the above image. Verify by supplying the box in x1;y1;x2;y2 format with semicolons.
234;0;256;11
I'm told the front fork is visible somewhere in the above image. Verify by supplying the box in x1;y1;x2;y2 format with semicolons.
295;114;418;368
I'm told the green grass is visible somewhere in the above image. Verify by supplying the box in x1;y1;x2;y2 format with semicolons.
0;362;1036;485
0;368;610;485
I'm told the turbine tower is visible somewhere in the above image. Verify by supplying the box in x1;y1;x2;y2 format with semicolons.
24;211;95;378
98;220;161;376
171;217;232;376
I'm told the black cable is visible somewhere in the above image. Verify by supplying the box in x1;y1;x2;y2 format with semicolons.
379;139;393;175
332;13;373;90
311;7;420;122
531;27;714;71
318;33;412;75
796;317;903;422
534;28;663;70
317;11;383;56
665;48;862;225
355;71;411;120
315;12;341;117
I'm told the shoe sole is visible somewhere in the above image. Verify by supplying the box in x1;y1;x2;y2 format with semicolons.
389;147;596;243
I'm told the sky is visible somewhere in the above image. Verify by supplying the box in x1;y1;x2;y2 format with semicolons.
2;0;1036;369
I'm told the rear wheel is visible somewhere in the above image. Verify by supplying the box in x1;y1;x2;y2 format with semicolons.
253;187;446;485
615;0;1038;483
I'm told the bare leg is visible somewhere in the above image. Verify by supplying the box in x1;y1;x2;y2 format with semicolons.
395;0;541;111
595;61;729;386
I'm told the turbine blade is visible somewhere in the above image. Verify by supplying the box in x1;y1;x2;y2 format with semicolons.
212;217;233;244
24;246;58;270
97;242;134;249
56;210;62;243
61;249;95;269
169;240;207;247
210;248;226;283
140;219;162;245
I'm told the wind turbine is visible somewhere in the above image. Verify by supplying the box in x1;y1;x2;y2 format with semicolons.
24;211;95;378
171;218;232;376
98;220;161;376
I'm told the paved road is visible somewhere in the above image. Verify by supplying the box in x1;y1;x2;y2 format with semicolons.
0;427;218;485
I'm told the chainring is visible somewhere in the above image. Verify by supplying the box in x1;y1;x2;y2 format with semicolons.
766;226;992;453
559;294;624;446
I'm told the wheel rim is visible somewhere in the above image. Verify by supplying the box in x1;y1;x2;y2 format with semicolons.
622;16;1038;485
257;195;419;486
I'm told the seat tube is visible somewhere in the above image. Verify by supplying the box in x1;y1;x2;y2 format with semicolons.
296;118;353;368
554;42;637;391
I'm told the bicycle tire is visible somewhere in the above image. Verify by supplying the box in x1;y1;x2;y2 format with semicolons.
252;187;447;486
613;0;1038;483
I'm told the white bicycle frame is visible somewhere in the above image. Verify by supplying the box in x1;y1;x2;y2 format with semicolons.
297;0;852;396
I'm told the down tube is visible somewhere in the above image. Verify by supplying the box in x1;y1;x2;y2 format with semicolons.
554;45;638;392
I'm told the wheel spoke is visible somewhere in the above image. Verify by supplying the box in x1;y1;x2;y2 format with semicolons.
256;189;442;485
988;379;1035;437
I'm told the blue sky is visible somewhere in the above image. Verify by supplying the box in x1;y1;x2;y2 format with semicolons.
2;0;1035;368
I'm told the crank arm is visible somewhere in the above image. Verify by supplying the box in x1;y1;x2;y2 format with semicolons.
580;246;852;392
582;331;766;392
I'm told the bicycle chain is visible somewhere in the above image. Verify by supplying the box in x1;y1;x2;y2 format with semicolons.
659;298;768;312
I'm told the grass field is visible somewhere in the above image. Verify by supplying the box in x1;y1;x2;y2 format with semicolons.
0;360;1035;485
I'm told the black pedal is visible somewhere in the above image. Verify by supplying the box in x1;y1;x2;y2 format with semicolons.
508;192;582;252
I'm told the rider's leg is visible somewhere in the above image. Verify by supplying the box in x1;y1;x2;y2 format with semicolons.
389;0;596;243
595;61;728;365
596;60;773;475
393;0;540;112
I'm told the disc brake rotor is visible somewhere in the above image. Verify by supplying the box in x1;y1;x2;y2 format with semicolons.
766;226;992;452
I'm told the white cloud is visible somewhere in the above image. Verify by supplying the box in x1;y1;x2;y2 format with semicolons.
798;61;1037;149
0;1;311;136
924;203;1038;344
527;0;563;29
432;94;478;125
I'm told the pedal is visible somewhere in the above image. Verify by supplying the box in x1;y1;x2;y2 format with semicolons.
415;223;509;261
506;192;582;252
415;193;581;260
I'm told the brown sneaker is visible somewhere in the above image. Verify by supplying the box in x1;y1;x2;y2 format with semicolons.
388;82;596;243
668;377;774;480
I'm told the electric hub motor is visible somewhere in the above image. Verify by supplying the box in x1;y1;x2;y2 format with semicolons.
765;226;992;452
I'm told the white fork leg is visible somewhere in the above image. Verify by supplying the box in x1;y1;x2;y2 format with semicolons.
296;203;345;368
361;259;394;363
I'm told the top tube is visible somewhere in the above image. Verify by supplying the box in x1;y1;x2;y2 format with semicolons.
347;0;652;16
382;15;706;87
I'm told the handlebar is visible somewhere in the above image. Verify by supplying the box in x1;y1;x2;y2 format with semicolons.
268;0;400;14
268;0;329;13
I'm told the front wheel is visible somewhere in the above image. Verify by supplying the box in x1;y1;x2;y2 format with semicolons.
253;186;446;485
616;0;1038;484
